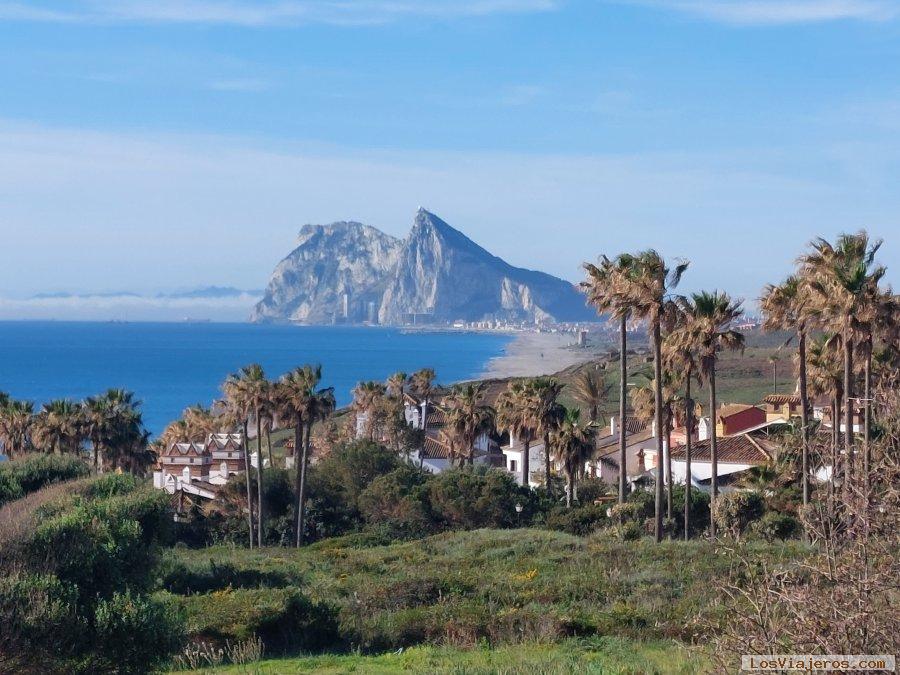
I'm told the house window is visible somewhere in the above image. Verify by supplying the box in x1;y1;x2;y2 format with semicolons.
509;459;517;472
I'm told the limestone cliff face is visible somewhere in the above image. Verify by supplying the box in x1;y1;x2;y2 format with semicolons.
252;209;592;325
250;222;401;323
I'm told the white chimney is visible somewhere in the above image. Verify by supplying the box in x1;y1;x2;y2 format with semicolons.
610;415;617;436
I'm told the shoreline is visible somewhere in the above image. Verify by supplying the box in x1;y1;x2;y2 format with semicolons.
478;332;598;380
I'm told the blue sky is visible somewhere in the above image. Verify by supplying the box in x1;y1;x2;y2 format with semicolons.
0;0;898;310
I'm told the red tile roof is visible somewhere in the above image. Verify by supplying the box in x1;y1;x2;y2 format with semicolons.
669;434;774;465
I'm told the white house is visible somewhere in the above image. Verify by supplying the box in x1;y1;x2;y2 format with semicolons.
665;433;775;490
501;435;547;487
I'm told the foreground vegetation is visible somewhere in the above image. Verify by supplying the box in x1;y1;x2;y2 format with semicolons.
174;637;702;674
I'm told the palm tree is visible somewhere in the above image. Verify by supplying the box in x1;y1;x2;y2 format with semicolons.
443;383;494;467
386;371;408;399
801;232;884;487
688;291;744;539
606;250;688;542
33;399;86;456
497;381;539;485
629;371;678;520
409;368;436;430
582;253;637;506
760;274;816;506
352;381;386;441
278;365;335;547
97;389;145;472
532;378;565;493
570;369;610;427
807;335;845;492
665;303;701;540
0;398;34;458
183;404;218;443
552;408;596;508
224;364;270;548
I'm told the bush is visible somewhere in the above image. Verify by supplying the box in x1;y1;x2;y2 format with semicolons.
427;467;535;530
358;465;436;539
0;454;89;507
171;587;340;654
714;491;765;540
0;476;182;673
543;504;608;536
159;557;301;595
753;512;802;541
93;591;184;674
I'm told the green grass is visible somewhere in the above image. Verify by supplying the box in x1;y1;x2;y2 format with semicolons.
161;528;806;660
175;637;704;674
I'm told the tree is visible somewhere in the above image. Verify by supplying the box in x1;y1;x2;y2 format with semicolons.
496;381;539;485
409;368;436;437
806;335;844;492
801;232;884;489
760;274;816;506
532;378;565;493
0;398;34;459
182;404;218;443
686;291;745;539
94;389;146;473
665;303;701;540
606;250;688;542
32;399;86;456
582;253;637;506
552;408;596;508
223;365;271;548
385;371;408;399
570;370;610;427
351;381;386;441
442;383;494;467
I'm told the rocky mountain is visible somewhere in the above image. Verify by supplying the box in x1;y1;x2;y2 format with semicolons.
251;209;593;325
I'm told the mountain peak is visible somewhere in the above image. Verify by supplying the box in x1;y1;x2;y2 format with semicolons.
253;209;593;325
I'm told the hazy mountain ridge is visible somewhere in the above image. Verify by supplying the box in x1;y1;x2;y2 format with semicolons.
252;209;593;325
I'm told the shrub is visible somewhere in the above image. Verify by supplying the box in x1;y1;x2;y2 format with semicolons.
543;504;608;536
0;453;89;507
714;491;765;540
0;476;183;673
92;591;184;674
159;557;301;595
172;587;340;654
753;512;802;541
358;465;436;539
427;468;534;530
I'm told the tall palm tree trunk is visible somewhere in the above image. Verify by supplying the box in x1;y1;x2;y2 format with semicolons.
684;374;692;541
618;316;628;505
843;334;853;500
709;363;718;540
292;414;304;546
652;319;664;543
543;431;552;495
522;438;530;488
665;407;673;520
242;420;254;549
798;329;810;507
266;425;274;468
256;408;264;548
566;471;574;508
831;396;840;498
863;344;872;488
298;421;313;545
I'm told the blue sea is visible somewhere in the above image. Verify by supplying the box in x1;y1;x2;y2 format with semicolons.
0;322;512;436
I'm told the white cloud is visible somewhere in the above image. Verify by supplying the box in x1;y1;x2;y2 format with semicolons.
617;0;899;25
0;0;560;26
0;119;897;307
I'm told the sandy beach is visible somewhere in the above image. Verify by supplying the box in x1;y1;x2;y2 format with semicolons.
479;331;598;380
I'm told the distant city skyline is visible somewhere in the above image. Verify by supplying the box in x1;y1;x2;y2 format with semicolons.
1;0;898;315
